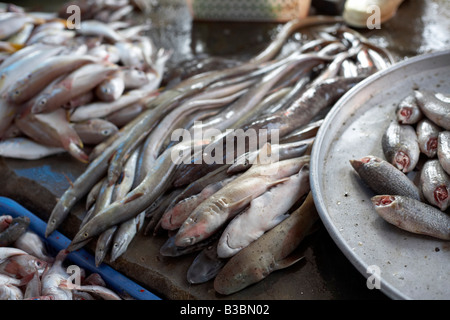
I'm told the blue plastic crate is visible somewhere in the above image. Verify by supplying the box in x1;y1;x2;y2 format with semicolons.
0;197;161;300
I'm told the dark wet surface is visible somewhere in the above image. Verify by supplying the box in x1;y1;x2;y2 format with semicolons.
1;0;449;300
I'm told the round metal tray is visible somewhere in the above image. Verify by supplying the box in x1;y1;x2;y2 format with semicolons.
310;49;450;300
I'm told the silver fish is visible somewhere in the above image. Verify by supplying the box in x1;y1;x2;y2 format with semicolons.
396;94;423;125
416;118;441;158
420;159;450;211
76;20;125;43
437;131;450;175
14;230;54;262
72;119;119;145
415;90;450;130
350;155;421;200
95;73;125;102
381;121;420;173
0;137;65;160
41;249;72;300
371;195;450;240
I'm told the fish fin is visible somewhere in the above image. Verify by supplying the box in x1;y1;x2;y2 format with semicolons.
228;194;254;211
274;253;305;271
266;177;290;189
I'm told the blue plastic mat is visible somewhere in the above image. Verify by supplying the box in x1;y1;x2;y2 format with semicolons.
0;197;161;300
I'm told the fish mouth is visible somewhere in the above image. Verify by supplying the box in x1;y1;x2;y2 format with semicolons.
371;195;395;207
434;186;449;207
394;151;410;172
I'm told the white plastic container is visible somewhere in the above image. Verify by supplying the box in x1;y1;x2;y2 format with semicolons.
186;0;312;22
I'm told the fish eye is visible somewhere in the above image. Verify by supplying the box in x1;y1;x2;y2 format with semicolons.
39;98;47;106
102;129;110;136
13;90;20;96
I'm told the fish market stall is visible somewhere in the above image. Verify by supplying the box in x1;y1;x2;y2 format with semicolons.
0;0;449;300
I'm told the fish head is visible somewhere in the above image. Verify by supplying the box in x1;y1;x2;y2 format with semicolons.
1;254;48;278
174;217;209;247
31;94;50;113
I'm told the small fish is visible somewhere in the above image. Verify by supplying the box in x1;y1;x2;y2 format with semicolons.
0;216;30;247
350;155;421;200
76;20;125;43
396;94;423;125
109;211;145;262
41;249;72;300
72;119;119;145
0;137;65;160
14;230;54;262
95;73;125;102
437;131;450;175
0;254;47;279
160;175;238;231
0;284;23;300
381;121;420;173
214;192;318;295
414;90;450;130
420;159;450;211
59;280;121;300
416;119;441;158
371;195;450;240
0;247;27;264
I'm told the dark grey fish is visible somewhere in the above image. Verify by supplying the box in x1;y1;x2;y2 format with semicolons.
350;155;421;200
371;195;450;240
0;216;30;247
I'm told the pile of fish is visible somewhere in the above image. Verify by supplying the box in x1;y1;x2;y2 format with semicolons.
351;90;450;241
42;15;396;295
0;214;123;300
0;1;170;161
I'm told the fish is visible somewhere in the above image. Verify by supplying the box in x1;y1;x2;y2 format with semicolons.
13;231;54;262
59;280;121;300
414;90;450;130
214;192;318;295
0;137;65;160
416;118;441;158
159;231;220;258
23;271;42;300
95;73;125;102
120;68;150;89
76;20;125;43
94;226;117;267
437;131;450;175
0;247;27;264
72;119;119;145
0;216;30;247
41;249;72;300
104;103;144;128
0;253;47;279
420;159;450;211
174;153;310;247
6;55;97;104
381;121;420;173
371;195;450;240
350;155;421;200
0;272;31;286
30;63;118;114
186;241;226;284
15;108;89;162
62;91;95;109
109;211;145;262
0;284;23;300
396;94;423;125
217;164;310;259
68;140;210;248
160;175;239;231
